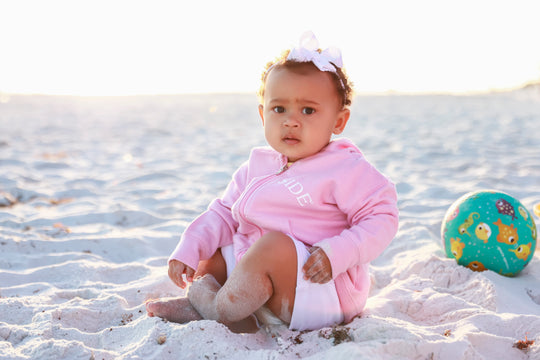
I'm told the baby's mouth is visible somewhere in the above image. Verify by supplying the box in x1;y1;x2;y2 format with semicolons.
283;136;300;145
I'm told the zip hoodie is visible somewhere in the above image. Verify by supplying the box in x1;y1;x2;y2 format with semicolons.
169;138;399;323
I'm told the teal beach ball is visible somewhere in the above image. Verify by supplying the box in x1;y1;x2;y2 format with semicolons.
441;190;537;276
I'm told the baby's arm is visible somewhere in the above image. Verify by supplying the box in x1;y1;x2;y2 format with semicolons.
314;158;399;278
168;259;196;289
302;247;332;284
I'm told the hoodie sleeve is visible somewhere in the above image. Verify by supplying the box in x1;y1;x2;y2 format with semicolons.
168;162;248;270
314;156;399;278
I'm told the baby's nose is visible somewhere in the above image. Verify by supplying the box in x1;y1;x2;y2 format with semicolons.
283;115;300;127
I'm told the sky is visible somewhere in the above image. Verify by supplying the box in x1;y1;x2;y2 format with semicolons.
1;0;540;96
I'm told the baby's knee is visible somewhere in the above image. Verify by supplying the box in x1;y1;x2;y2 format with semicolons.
252;231;296;260
259;231;294;248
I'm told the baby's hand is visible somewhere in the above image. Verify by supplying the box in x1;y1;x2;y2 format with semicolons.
168;259;195;289
302;247;332;284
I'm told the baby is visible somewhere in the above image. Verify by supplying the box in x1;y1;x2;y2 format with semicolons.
146;31;399;333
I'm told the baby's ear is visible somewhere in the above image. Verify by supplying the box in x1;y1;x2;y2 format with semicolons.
333;108;350;135
258;104;265;126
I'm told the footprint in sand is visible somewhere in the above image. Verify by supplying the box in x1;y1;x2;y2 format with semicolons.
526;288;540;305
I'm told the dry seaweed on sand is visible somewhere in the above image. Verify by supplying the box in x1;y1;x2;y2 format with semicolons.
513;336;534;351
318;326;352;345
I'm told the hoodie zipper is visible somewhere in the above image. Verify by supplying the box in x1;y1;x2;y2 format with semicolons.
236;157;290;236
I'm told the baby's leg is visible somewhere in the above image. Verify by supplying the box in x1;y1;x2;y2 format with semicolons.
194;247;228;286
145;249;227;323
187;274;260;333
189;232;297;326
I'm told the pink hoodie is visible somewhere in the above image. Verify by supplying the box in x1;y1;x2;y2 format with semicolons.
169;138;399;323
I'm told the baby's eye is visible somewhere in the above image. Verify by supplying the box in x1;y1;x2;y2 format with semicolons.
302;107;315;115
272;106;285;113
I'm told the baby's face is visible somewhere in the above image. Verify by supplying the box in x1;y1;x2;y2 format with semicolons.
258;66;349;162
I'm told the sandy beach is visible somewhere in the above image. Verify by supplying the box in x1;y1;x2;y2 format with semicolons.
1;90;539;359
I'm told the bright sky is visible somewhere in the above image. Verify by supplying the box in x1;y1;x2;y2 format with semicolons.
1;0;539;95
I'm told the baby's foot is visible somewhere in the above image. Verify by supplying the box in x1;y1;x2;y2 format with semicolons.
188;274;222;321
145;297;202;323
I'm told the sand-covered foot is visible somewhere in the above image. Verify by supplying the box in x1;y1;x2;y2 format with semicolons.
188;274;222;321
145;297;202;323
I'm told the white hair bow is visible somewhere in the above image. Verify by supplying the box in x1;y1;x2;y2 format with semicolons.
287;31;343;73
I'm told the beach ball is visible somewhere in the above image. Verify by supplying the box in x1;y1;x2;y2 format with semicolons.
441;190;537;277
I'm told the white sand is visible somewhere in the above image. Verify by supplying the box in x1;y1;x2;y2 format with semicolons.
1;90;539;359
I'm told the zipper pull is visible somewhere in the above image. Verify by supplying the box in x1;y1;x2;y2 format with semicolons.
277;161;294;174
277;163;288;174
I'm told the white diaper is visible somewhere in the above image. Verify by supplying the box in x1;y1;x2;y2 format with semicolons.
288;239;344;331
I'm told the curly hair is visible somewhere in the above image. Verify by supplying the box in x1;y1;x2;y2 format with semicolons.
258;49;354;108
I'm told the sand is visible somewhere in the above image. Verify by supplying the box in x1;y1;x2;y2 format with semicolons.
1;90;539;359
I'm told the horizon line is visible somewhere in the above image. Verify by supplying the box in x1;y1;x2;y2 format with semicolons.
1;82;539;99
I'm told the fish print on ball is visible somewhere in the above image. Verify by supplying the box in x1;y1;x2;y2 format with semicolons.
441;190;537;277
